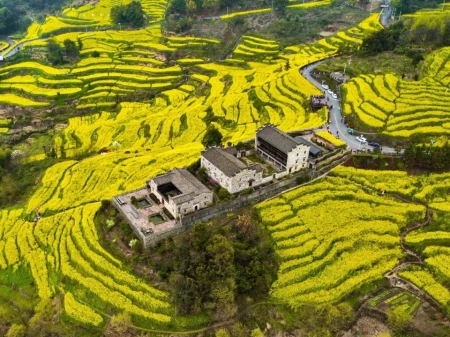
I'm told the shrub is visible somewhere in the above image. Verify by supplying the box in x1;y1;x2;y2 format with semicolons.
218;188;230;200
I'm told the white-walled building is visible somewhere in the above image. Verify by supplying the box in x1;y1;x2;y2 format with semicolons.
256;125;310;173
201;147;264;194
147;168;213;218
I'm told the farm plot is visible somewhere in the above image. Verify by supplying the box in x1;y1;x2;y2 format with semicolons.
341;47;450;137
0;204;174;328
233;35;280;60
332;166;450;313
255;175;425;307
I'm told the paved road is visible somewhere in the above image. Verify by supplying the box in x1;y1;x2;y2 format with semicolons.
300;6;398;154
301;64;396;154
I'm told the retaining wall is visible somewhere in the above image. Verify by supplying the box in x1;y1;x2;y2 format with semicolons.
114;154;350;247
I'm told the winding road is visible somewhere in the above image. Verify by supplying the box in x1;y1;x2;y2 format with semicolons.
301;3;397;154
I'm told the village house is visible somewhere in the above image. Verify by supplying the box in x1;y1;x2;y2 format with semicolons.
147;168;213;218
256;125;310;173
201;147;264;194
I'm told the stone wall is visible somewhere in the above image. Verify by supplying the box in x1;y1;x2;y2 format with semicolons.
115;154;350;248
112;195;150;248
181;154;349;228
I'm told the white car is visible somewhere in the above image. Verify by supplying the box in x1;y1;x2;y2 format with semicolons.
327;89;333;95
356;135;367;143
321;84;329;90
331;93;337;99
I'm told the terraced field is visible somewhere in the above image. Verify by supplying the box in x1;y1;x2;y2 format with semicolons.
256;175;426;307
7;0;450;331
220;0;332;20
341;40;450;137
233;35;280;60
332;166;450;314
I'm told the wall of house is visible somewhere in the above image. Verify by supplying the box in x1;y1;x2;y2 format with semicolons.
201;157;232;190
176;192;213;217
228;169;263;193
182;154;350;228
114;154;351;248
286;145;310;173
201;157;264;194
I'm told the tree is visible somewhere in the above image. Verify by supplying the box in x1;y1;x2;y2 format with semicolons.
110;1;145;27
205;235;237;320
47;39;64;65
284;59;291;71
27;299;57;337
274;0;289;11
185;0;197;15
202;125;223;148
104;312;133;336
63;39;79;57
203;0;220;11
77;37;83;50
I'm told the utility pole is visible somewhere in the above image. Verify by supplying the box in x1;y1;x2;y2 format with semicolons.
443;0;446;11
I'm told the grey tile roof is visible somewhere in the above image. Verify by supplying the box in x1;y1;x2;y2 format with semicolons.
295;137;322;156
202;147;262;177
257;125;304;154
151;168;211;205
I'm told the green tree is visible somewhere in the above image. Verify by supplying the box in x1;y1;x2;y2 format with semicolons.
27;299;56;337
0;146;11;170
47;39;64;65
105;312;133;336
77;37;83;50
110;1;145;27
63;39;79;57
274;0;289;11
205;235;236;320
203;0;220;11
185;0;197;15
202;125;223;148
284;59;291;71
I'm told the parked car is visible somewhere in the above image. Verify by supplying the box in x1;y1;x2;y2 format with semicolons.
322;84;329;90
347;128;354;135
356;135;367;143
327;89;333;95
331;93;337;99
368;141;380;147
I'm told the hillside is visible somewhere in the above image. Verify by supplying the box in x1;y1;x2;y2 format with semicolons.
1;0;450;336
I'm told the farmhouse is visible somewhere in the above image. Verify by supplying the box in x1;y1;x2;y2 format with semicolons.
311;95;327;110
201;147;264;194
147;168;213;218
256;125;310;173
